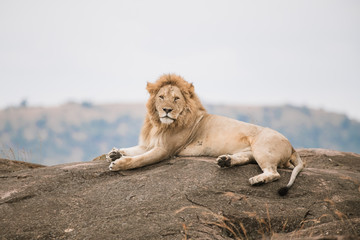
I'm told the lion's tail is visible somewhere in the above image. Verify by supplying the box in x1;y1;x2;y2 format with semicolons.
278;150;304;196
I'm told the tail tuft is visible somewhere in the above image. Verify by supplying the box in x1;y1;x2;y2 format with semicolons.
278;187;289;196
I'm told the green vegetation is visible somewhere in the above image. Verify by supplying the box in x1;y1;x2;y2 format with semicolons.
0;103;359;165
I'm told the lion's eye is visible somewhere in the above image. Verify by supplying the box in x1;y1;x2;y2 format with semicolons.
159;95;164;100
174;97;180;102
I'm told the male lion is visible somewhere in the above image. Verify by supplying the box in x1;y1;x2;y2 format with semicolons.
107;74;304;195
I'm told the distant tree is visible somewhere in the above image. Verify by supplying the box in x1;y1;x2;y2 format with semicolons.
20;99;28;108
81;101;93;108
36;116;47;129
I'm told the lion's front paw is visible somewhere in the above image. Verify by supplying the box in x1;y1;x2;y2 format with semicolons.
108;157;132;171
106;147;123;162
217;155;232;168
109;161;115;171
109;160;123;171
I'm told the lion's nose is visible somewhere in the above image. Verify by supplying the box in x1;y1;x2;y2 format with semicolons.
163;108;173;114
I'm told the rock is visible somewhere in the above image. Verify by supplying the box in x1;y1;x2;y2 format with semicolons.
0;149;359;239
0;158;45;174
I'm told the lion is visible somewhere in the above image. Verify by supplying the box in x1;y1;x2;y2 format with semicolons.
107;74;304;195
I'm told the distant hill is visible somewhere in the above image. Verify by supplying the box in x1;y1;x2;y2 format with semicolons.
0;103;359;165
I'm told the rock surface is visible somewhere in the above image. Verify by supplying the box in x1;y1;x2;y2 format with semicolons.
0;149;359;239
0;158;45;174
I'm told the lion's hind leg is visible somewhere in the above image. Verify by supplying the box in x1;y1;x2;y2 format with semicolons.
217;149;254;168
249;167;281;186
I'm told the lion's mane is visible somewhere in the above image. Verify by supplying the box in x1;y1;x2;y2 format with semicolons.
140;74;206;146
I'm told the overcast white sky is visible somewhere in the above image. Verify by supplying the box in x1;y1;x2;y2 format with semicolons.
1;0;359;119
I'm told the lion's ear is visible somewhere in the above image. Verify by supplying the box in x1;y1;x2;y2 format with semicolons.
146;82;156;95
188;83;195;98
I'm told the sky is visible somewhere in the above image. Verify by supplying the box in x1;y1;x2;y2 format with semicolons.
1;0;360;120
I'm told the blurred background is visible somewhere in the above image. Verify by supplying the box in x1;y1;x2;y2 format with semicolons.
1;0;359;165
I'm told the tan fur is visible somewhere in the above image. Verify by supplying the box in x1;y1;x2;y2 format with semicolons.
107;74;304;194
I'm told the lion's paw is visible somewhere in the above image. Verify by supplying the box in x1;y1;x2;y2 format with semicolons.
249;176;265;186
217;155;232;168
109;161;122;171
109;161;115;171
109;160;122;171
106;147;123;162
109;157;132;171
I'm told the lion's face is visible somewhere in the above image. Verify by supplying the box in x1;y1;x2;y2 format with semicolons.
145;74;206;130
154;85;186;125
